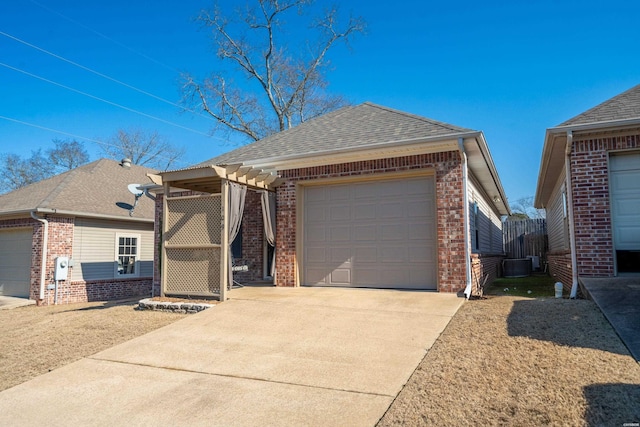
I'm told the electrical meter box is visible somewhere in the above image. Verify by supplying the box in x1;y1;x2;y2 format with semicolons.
54;256;69;281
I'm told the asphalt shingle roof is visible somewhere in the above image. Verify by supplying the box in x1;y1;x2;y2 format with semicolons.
199;102;475;166
560;84;640;126
0;158;157;220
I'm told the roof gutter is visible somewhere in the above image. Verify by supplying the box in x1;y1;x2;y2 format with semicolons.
458;138;473;299
32;208;153;223
564;131;579;298
30;211;48;301
548;116;640;134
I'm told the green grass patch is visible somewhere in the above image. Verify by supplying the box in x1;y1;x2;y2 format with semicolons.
485;274;558;298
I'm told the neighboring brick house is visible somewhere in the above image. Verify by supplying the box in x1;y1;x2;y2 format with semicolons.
0;159;156;305
535;84;640;296
155;103;510;298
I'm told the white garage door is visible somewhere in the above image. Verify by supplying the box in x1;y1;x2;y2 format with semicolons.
610;153;640;274
610;153;640;250
0;228;33;298
303;176;437;289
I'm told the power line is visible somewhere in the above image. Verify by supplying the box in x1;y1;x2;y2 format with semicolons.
0;30;216;124
0;114;189;167
0;61;211;137
27;0;182;75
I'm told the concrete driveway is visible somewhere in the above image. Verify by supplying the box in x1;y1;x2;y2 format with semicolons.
0;286;463;426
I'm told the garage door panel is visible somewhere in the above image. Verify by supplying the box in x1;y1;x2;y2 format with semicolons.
306;226;326;242
329;186;350;201
304;176;436;290
615;226;640;247
306;247;327;262
330;269;350;284
330;206;350;221
305;187;327;202
353;225;376;241
330;226;351;242
330;247;352;263
381;224;405;241
0;228;32;298
306;208;326;223
611;153;640;252
353;204;376;220
379;202;404;219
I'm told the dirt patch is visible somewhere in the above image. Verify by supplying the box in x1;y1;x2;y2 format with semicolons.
378;295;640;426
0;299;186;392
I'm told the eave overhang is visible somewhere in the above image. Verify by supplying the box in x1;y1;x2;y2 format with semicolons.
534;116;640;208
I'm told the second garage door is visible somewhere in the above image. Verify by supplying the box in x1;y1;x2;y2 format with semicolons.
0;228;33;298
610;152;640;273
303;175;437;289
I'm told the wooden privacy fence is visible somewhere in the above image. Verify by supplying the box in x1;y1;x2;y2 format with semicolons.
503;218;548;260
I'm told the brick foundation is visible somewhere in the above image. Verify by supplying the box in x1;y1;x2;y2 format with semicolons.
42;278;152;305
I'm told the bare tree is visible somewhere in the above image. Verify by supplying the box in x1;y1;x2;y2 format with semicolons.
0;140;91;193
182;0;365;142
101;129;185;171
48;139;90;172
510;196;546;220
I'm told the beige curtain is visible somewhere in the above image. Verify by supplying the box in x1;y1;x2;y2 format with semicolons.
228;182;247;289
261;190;276;276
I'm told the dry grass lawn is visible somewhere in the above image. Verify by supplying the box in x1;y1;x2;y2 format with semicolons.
0;299;186;392
378;294;640;426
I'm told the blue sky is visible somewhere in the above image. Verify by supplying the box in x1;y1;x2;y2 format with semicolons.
1;0;639;204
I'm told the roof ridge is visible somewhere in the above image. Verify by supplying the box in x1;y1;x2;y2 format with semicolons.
37;167;82;208
362;102;475;133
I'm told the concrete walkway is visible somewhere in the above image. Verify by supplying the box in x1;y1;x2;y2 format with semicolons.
581;277;640;362
0;295;36;310
0;286;463;426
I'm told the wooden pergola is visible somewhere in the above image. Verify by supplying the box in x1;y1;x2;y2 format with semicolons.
151;164;283;301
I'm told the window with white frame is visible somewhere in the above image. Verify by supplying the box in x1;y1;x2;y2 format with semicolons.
116;234;140;277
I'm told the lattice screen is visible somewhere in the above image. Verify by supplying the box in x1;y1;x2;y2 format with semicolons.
165;248;221;295
166;195;222;246
164;194;223;297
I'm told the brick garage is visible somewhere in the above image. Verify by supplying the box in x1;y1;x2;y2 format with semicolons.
536;84;640;291
157;103;510;296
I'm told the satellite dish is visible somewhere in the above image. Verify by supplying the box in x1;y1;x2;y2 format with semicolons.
128;184;144;196
126;184;145;217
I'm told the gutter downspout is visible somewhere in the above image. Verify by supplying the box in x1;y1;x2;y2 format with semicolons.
458;138;473;299
564;131;579;298
30;211;48;302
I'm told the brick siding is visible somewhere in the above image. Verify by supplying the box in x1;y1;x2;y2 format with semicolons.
547;251;573;292
276;152;467;292
570;133;639;277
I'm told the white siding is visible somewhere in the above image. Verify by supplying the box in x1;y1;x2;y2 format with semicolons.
72;218;154;281
546;169;569;252
469;180;504;254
